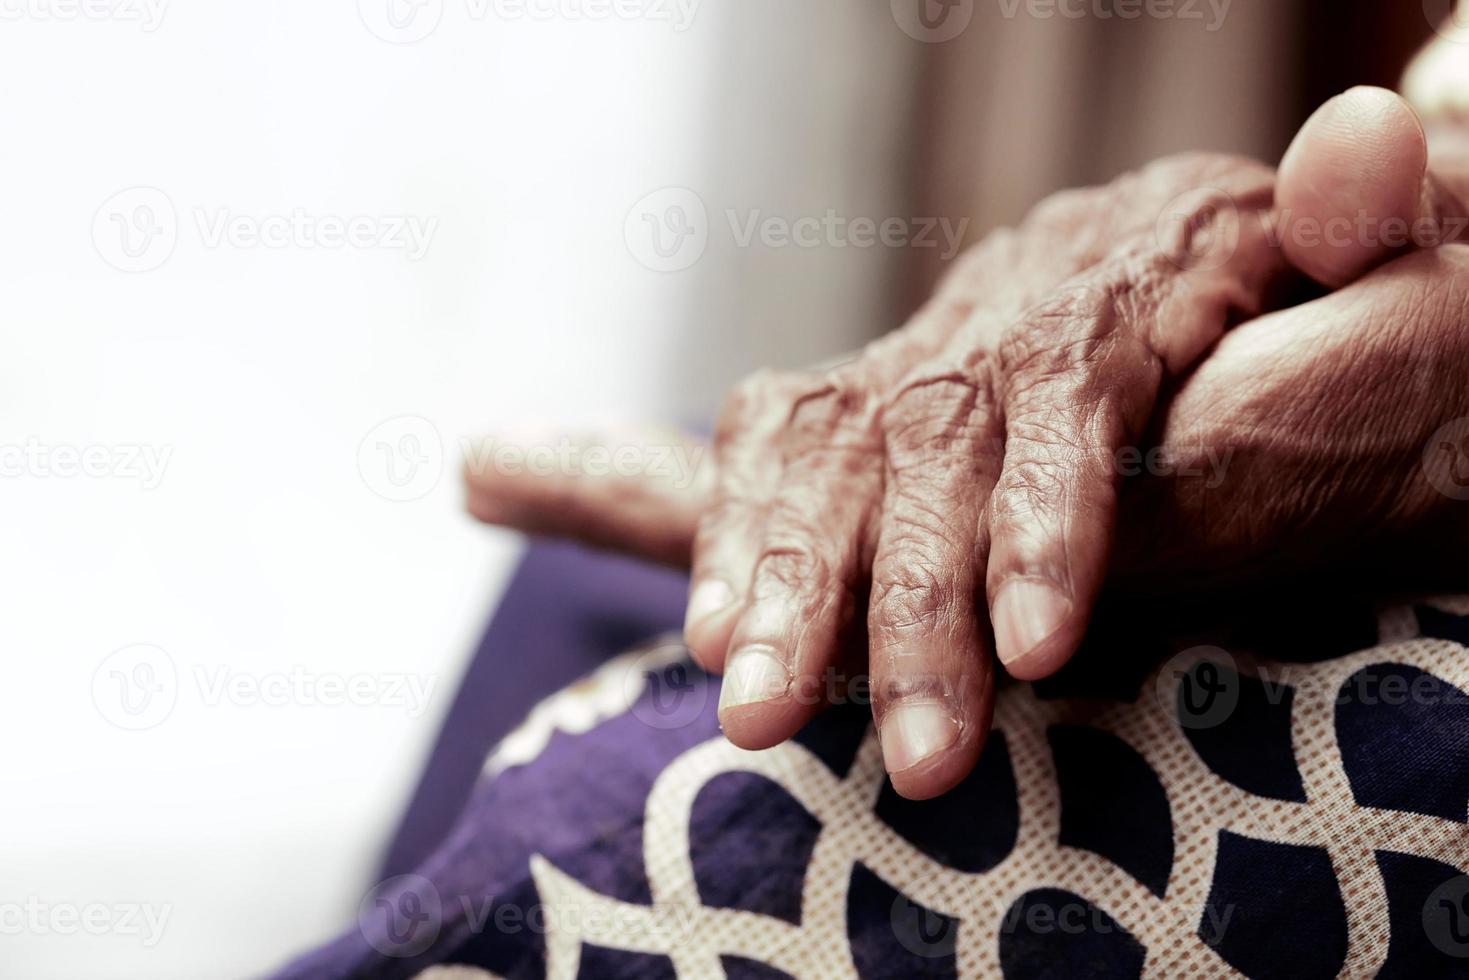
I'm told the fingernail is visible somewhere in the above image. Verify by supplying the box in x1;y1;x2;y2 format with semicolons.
685;579;735;633
719;646;791;712
993;579;1072;668
879;703;960;773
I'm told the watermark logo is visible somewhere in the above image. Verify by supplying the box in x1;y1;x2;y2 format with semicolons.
0;899;172;946
462;434;706;490
93;646;438;728
889;875;960;959
1155;646;1240;730
997;0;1231;31
623;644;709;730
626;187;970;272
1155;186;1241;273
1424;417;1469;501
359;874;443;958
358;0;444;43
1114;444;1233;488
93;186;177;274
1424;874;1469;957
0;439;173;489
625;187;708;273
1425;0;1469;44
193;665;437;717
1262;208;1468;254
891;0;974;43
0;0;169;30
359;416;445;502
92;644;178;731
359;0;700;43
93;188;438;272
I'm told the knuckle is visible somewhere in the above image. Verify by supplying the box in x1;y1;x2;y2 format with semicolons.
998;286;1110;382
752;543;829;596
785;369;881;448
1007;408;1098;461
870;558;949;633
880;362;997;465
997;256;1170;391
991;455;1069;526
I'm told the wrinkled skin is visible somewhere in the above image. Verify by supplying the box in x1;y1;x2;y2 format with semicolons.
467;89;1469;799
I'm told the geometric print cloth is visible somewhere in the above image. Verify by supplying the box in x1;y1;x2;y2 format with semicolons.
272;594;1469;979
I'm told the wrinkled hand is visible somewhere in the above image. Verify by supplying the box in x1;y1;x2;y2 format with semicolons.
467;89;1469;799
470;147;1286;797
668;154;1289;803
1114;244;1469;593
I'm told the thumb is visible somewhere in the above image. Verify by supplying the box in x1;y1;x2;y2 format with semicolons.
1277;86;1469;287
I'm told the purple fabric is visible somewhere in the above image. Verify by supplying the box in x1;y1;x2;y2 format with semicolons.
380;540;690;879
268;544;1469;979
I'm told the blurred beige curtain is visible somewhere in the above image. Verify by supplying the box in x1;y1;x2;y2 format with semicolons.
670;0;1315;419
912;0;1304;299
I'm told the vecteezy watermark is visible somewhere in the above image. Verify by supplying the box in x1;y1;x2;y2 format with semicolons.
891;0;975;43
93;187;177;273
624;188;709;273
622;643;709;731
625;187;970;273
726;210;969;259
357;0;700;44
1264;208;1469;254
93;186;438;273
1154;186;1245;274
996;0;1231;31
357;873;697;958
1154;646;1241;730
0;899;172;947
359;415;708;503
1155;647;1469;731
360;875;443;958
890;875;1236;958
358;416;445;503
1425;874;1469;958
0;0;168;30
193;665;437;717
889;878;960;960
0;439;172;489
1424;417;1469;502
461;435;706;489
92;645;438;730
92;645;179;731
1334;667;1469;710
1114;445;1233;489
1424;0;1469;45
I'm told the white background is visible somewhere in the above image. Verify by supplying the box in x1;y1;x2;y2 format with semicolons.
0;2;914;976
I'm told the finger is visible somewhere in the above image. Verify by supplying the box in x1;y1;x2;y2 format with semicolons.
1113;245;1469;581
463;428;711;568
683;372;793;672
868;358;1002;799
1278;86;1469;288
717;380;883;750
987;186;1287;681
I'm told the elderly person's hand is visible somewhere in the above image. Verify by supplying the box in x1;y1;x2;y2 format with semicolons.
468;88;1469;799
1111;244;1469;593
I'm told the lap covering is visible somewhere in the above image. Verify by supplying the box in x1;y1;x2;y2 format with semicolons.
272;550;1469;979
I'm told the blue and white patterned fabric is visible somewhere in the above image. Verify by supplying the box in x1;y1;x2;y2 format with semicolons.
274;592;1469;979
